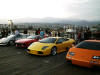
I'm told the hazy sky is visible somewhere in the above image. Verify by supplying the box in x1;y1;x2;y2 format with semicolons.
0;0;100;21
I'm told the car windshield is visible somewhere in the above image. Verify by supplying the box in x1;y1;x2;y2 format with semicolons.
21;34;29;38
6;35;15;39
27;36;37;39
76;41;100;50
39;38;56;43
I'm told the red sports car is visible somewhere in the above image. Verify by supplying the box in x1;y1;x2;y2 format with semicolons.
15;35;44;48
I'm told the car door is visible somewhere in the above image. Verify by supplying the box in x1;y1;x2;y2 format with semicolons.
56;38;66;52
64;38;74;47
63;38;71;47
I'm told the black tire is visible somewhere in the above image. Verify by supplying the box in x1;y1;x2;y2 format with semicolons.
9;41;15;46
51;47;57;55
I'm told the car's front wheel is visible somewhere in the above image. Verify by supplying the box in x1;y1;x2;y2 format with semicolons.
51;47;57;55
9;41;15;46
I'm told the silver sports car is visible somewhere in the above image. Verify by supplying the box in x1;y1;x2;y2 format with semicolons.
0;34;29;46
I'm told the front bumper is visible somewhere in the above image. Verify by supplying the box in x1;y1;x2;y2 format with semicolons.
27;49;50;56
0;43;7;45
16;43;28;48
66;56;100;68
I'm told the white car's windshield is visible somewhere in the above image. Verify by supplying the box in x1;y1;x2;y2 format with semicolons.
6;35;15;40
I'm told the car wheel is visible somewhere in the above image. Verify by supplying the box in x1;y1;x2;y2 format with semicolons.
51;47;57;55
9;41;15;46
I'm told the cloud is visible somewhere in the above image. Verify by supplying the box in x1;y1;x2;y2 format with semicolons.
0;0;100;22
63;0;100;21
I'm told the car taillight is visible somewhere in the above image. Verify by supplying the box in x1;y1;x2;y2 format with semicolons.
92;56;100;59
69;52;75;56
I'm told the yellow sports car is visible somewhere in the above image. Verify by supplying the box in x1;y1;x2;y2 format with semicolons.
27;37;75;55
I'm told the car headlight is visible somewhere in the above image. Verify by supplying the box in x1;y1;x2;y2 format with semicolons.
92;56;100;59
69;52;75;56
42;46;48;50
0;41;7;43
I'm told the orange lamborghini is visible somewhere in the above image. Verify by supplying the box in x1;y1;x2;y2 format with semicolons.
66;40;100;68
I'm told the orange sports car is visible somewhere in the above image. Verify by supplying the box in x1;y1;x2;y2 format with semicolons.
66;40;100;68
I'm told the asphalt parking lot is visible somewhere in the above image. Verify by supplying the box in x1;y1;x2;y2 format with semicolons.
0;46;100;75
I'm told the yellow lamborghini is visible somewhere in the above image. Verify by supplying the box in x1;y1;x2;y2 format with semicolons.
27;37;75;55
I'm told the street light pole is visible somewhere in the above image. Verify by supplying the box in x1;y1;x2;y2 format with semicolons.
8;20;13;34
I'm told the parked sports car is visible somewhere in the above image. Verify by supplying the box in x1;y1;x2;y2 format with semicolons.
27;37;75;55
15;35;43;48
0;34;29;46
66;40;100;68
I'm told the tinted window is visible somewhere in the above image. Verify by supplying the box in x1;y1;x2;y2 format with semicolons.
16;35;22;38
27;36;37;39
56;38;65;44
76;41;100;50
64;38;69;41
39;38;56;43
15;34;27;40
21;35;29;38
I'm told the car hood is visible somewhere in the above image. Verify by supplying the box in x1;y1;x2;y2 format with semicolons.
0;38;9;43
68;48;100;61
15;39;34;43
28;42;54;51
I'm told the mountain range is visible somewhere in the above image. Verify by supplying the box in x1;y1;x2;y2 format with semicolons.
0;17;100;26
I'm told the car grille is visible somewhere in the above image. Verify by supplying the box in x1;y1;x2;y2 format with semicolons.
16;43;26;46
38;51;43;54
16;43;22;45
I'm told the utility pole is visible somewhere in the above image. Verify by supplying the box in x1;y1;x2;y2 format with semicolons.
8;20;13;34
